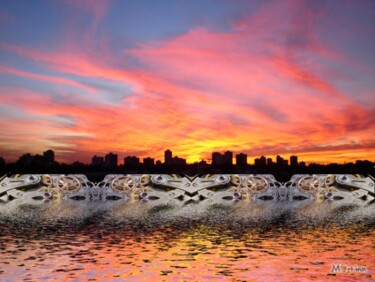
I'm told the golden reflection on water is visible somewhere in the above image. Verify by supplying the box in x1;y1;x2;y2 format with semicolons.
0;225;374;281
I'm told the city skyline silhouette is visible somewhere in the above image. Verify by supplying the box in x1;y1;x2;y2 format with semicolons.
1;149;373;183
3;148;373;167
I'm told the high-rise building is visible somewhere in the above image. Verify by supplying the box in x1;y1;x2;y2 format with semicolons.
124;156;140;166
172;156;186;165
290;155;298;167
212;152;223;166
223;151;233;165
236;153;247;166
17;153;33;166
276;155;288;166
276;155;284;166
259;156;267;166
124;156;134;166
164;149;172;165
43;149;55;164
255;156;267;167
0;157;5;168
91;155;104;166
105;152;118;167
267;157;273;166
143;157;155;166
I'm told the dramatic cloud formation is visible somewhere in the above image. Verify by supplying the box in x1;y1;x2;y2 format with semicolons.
0;0;374;164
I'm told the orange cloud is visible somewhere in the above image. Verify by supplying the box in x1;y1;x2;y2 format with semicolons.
0;0;374;164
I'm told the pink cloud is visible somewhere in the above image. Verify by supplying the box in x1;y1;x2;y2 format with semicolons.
0;0;374;164
0;66;94;92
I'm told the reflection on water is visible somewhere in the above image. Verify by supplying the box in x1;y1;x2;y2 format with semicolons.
0;202;374;281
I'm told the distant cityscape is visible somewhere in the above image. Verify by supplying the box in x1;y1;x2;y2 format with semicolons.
0;149;374;168
0;149;332;169
0;149;374;179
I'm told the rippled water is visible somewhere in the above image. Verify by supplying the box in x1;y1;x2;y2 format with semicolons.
0;201;374;281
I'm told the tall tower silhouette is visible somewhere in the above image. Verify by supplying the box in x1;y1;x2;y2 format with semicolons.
164;149;172;165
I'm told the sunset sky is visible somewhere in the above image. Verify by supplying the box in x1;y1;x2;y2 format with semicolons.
0;0;374;164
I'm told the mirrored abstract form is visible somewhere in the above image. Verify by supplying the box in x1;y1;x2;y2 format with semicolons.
1;174;374;208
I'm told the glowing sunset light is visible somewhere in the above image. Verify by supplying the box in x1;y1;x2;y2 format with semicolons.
0;0;374;164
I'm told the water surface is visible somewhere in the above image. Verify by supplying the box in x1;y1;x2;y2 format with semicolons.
0;201;374;281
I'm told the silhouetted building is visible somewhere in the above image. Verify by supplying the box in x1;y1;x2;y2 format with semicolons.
105;152;118;168
276;155;288;166
164;149;172;165
290;155;298;167
355;160;372;166
91;155;104;166
212;152;223;166
197;160;209;170
267;157;273;166
143;157;155;166
276;155;282;165
156;160;162;166
172;156;186;165
14;150;57;167
223;151;233;165
0;157;5;168
124;156;140;166
17;153;33;166
43;149;55;164
34;154;45;164
236;153;247;166
259;156;266;166
72;161;85;168
254;156;267;167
